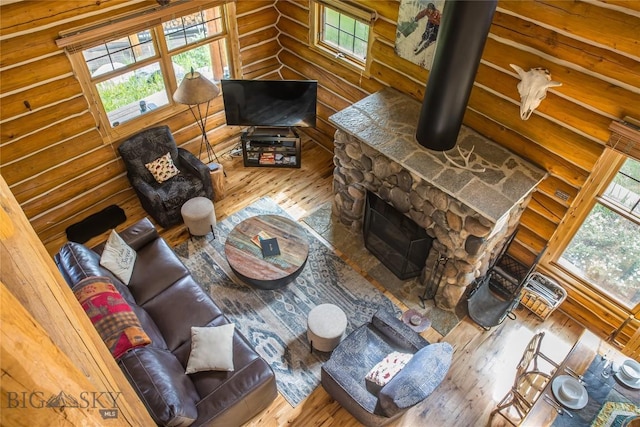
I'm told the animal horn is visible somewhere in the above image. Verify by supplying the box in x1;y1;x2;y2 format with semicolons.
510;64;526;79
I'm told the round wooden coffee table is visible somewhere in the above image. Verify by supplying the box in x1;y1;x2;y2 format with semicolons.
224;214;310;289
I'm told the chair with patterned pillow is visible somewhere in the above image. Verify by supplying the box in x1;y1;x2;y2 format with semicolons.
118;125;214;228
321;310;453;426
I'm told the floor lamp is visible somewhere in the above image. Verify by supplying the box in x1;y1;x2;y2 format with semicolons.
173;69;226;176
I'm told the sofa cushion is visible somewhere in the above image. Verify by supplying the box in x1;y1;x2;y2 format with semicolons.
186;324;235;374
74;276;151;359
126;237;190;305
379;342;453;417
100;230;137;285
141;276;224;352
119;346;200;427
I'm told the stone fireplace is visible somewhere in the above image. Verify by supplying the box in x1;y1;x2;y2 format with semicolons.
329;88;547;311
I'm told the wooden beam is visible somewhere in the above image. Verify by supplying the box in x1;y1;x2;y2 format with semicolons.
498;0;640;57
0;175;153;426
491;11;640;89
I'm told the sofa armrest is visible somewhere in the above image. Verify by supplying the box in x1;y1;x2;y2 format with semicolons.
91;218;159;255
119;346;200;427
371;310;429;352
378;342;453;417
118;218;159;251
55;242;114;286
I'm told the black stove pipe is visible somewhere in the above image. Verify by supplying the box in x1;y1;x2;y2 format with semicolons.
415;0;497;151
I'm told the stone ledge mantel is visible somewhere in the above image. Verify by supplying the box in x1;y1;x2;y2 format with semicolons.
329;87;547;225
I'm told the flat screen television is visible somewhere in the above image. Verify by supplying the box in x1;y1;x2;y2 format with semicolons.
220;79;317;128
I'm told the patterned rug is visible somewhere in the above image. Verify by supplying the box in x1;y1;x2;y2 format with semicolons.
591;402;640;427
301;202;462;337
173;197;399;407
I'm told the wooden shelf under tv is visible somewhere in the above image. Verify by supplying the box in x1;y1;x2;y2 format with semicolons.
241;127;301;168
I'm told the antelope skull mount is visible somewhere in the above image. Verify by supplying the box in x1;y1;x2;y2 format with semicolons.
510;64;562;120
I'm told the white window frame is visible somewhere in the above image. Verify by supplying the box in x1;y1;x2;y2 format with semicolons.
58;1;237;143
310;0;376;75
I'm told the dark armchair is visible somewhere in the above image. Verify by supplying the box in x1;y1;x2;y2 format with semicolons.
321;310;452;426
118;126;214;228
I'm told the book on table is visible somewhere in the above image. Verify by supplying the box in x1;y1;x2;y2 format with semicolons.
251;231;280;257
251;231;271;248
260;237;280;257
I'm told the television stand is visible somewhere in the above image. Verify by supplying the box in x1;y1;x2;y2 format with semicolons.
241;127;301;168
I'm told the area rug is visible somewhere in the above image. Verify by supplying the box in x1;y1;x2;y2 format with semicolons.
301;202;461;337
173;197;400;407
591;402;640;427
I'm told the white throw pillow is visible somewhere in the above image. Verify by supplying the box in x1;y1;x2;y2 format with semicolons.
100;230;137;285
145;152;180;183
185;324;235;374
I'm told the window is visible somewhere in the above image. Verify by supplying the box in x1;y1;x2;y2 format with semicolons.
311;1;376;71
543;149;640;311
60;3;234;141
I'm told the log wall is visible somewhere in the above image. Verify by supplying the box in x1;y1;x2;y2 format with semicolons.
272;0;640;335
0;0;639;340
0;0;280;253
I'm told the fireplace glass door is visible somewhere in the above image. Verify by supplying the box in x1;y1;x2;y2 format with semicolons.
363;191;433;280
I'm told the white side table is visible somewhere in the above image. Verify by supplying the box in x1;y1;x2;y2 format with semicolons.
307;303;347;353
181;196;216;239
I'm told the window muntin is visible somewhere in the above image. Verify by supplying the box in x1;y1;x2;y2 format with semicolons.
74;4;231;135
163;8;224;51
558;157;640;308
170;39;230;84
83;30;156;78
602;158;640;216
319;5;369;62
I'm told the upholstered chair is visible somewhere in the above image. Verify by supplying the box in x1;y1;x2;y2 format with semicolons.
118;125;214;228
321;310;453;426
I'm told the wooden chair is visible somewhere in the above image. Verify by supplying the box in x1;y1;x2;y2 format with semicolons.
490;332;559;426
623;327;640;360
608;316;640;361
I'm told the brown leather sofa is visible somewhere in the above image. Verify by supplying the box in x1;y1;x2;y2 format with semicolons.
55;218;277;426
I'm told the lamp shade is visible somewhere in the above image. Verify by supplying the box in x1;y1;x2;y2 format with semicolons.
173;70;220;105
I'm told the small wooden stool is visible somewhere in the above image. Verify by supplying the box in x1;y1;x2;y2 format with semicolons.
209;163;225;202
181;197;216;239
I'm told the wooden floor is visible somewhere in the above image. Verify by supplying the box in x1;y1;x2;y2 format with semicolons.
47;134;587;427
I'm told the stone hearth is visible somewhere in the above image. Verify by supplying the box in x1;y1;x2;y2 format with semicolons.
329;88;547;311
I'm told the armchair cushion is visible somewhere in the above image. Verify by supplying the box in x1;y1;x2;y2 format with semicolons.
378;342;453;417
155;174;207;212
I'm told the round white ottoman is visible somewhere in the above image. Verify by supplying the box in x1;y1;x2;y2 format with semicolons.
307;303;348;353
181;197;216;238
